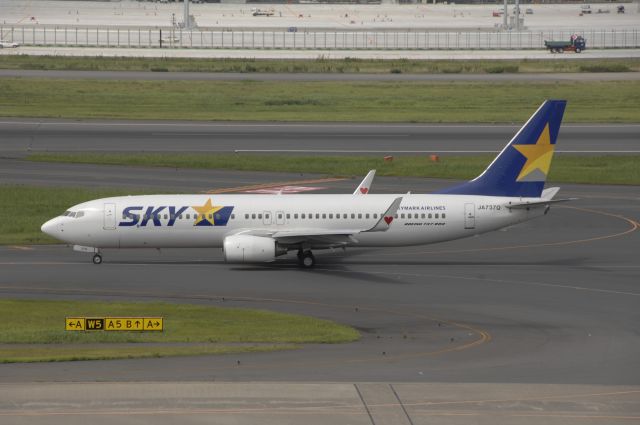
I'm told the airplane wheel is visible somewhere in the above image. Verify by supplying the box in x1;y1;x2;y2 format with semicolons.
92;254;103;265
575;47;581;53
301;251;315;268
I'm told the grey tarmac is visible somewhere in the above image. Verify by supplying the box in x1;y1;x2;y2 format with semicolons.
1;382;638;425
1;119;638;156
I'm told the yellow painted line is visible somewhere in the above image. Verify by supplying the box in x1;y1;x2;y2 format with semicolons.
7;246;34;251
203;177;346;194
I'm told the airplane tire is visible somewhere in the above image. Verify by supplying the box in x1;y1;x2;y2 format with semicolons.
92;254;103;265
301;251;315;268
575;47;582;53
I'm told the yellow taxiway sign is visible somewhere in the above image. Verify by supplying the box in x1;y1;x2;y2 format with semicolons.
65;317;163;332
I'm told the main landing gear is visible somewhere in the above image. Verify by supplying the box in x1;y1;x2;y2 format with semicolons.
92;253;103;265
297;250;315;268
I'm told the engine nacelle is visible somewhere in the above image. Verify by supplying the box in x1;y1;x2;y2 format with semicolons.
223;234;285;263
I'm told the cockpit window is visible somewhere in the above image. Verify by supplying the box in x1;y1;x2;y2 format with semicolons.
62;210;84;218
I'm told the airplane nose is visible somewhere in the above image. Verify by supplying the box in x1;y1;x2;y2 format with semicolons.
41;218;58;237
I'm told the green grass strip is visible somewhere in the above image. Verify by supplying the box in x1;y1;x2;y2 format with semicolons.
0;299;359;362
1;55;639;73
1;78;639;122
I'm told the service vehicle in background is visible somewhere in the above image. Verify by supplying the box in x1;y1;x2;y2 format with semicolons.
544;35;586;53
0;40;19;48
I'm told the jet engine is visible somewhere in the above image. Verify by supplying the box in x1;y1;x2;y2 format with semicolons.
222;234;286;263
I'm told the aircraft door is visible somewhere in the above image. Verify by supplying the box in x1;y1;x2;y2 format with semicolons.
263;211;272;225
276;211;285;225
104;203;116;230
464;203;475;229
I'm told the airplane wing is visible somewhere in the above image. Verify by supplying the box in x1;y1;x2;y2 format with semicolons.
353;170;376;195
233;197;403;246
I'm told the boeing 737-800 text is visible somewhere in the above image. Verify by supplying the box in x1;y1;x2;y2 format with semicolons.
41;100;571;267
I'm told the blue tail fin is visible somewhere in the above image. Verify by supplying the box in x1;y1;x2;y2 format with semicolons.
439;100;567;198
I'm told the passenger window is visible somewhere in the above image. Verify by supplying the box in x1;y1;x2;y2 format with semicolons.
428;213;432;219
258;214;262;219
302;213;306;219
435;213;439;219
322;213;326;219
401;214;405;219
179;214;183;219
252;214;256;219
231;214;235;219
358;213;362;219
442;213;446;219
315;214;320;219
421;213;425;219
278;213;282;219
373;213;378;219
286;214;290;219
215;214;221;220
265;214;269;219
245;214;249;219
366;213;370;219
329;214;333;219
294;214;298;219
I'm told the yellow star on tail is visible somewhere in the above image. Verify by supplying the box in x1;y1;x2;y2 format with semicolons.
513;124;555;182
192;199;223;226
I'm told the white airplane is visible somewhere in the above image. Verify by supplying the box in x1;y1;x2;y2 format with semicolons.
42;100;571;267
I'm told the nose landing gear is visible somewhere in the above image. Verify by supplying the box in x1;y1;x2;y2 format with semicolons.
92;253;103;265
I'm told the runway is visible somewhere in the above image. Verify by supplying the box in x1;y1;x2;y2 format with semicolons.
1;119;639;156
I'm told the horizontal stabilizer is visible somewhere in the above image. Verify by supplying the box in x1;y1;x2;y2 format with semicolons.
541;187;561;200
504;198;576;210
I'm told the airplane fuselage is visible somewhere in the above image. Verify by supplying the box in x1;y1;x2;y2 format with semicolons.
45;193;540;250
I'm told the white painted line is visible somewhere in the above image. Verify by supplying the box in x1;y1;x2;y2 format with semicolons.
234;149;640;154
